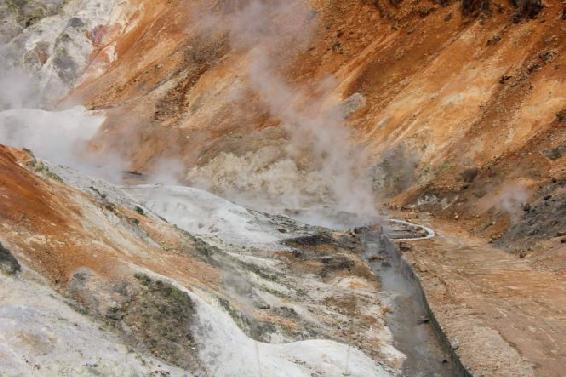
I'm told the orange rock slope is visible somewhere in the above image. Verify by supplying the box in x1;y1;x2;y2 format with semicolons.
69;0;566;247
0;145;220;288
73;0;565;192
2;0;566;375
66;0;566;375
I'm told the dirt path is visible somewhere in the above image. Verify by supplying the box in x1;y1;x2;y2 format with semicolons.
399;215;566;377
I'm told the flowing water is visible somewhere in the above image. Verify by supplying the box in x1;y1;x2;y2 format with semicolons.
362;230;469;377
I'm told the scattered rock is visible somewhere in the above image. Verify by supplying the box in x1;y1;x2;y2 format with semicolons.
84;361;98;368
489;234;502;243
499;75;512;84
256;302;271;310
341;92;366;118
511;0;543;21
274;306;299;319
367;255;384;262
331;41;344;54
290;249;304;258
461;167;479;183
124;170;144;177
417;6;437;18
486;34;501;46
527;61;541;74
399;242;412;252
542;144;566;160
67;17;85;28
451;339;460;350
538;50;557;64
0;242;21;276
462;0;490;17
105;305;123;321
283;234;334;247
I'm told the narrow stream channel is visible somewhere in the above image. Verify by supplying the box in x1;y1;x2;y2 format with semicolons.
361;230;464;377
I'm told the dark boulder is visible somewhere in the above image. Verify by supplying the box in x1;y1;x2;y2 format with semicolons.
0;242;21;276
462;0;490;16
511;0;543;21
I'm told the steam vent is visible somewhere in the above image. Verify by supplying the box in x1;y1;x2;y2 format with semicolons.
0;0;565;376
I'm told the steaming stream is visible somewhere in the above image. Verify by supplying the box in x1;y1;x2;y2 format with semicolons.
362;229;470;377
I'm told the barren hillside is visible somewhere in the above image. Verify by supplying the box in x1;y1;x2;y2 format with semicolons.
0;0;565;376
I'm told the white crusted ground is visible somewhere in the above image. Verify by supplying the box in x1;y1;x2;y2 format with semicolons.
0;268;188;377
191;292;395;377
1;0;129;97
2;163;401;377
124;266;398;377
123;184;302;248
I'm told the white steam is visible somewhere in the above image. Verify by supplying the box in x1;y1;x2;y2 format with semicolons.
498;184;529;223
146;158;186;185
0;70;122;180
0;107;102;163
188;0;378;227
0;0;126;180
249;51;376;221
478;182;530;224
0;67;41;110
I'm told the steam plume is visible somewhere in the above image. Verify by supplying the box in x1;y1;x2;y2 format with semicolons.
188;0;379;226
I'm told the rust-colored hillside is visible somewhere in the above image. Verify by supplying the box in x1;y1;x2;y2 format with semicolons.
1;0;565;375
74;0;565;241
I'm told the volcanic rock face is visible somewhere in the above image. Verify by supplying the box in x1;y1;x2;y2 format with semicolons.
64;0;565;226
0;0;565;376
0;0;129;104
